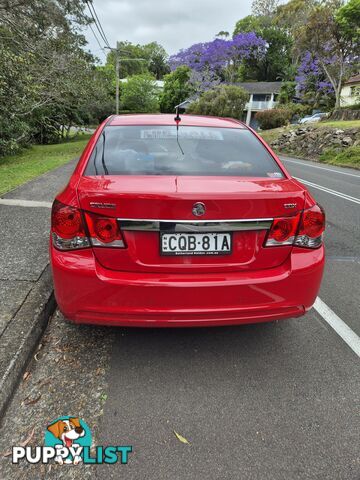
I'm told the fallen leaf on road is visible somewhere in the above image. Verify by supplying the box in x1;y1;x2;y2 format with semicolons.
173;431;190;444
2;449;12;457
37;378;51;389
22;371;31;382
24;394;41;406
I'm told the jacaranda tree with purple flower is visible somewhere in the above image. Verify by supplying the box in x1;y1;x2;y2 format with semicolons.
297;0;360;109
296;51;334;106
169;32;267;90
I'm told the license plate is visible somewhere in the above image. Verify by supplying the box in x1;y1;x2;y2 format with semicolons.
160;232;232;256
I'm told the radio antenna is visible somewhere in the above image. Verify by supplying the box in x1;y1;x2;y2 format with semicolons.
174;105;181;128
174;105;184;155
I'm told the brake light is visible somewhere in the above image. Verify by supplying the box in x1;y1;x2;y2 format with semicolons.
294;204;325;248
84;211;125;247
51;200;90;250
265;213;301;246
51;201;126;250
265;204;325;249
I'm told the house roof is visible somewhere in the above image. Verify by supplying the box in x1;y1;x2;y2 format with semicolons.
345;74;360;85
235;82;282;94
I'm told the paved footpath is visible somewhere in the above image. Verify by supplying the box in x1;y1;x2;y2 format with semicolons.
0;159;77;321
0;156;359;480
0;160;77;416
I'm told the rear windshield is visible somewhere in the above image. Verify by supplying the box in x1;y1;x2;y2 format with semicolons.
85;125;284;178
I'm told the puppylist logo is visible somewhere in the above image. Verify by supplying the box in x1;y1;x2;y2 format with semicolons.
12;416;132;466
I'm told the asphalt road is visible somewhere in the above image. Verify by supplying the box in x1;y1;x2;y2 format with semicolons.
0;155;359;480
97;155;360;479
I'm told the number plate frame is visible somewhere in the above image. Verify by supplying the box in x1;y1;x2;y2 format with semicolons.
160;232;232;256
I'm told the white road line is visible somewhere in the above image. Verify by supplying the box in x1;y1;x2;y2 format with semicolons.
314;298;360;358
283;158;360;178
0;199;52;208
295;177;360;205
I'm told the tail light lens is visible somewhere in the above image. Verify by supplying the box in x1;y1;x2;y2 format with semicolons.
51;201;125;250
294;204;325;248
265;213;301;246
265;204;325;249
84;211;125;247
51;200;90;250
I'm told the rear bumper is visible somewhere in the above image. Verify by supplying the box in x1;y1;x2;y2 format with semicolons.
50;246;324;327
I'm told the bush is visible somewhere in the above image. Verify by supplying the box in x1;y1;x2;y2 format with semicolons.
278;82;297;104
187;85;249;119
278;103;313;123
255;109;292;130
121;74;160;113
279;103;312;117
160;66;193;113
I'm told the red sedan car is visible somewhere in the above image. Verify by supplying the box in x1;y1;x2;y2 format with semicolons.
50;114;325;327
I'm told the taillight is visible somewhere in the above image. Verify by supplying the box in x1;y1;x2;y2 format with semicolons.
51;200;90;250
265;213;301;246
265;204;325;249
294;204;325;248
84;211;125;247
51;201;125;250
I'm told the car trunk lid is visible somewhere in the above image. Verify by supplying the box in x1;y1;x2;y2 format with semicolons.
77;175;305;273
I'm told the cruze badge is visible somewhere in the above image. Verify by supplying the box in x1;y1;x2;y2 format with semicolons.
89;202;116;210
284;203;297;209
192;202;206;217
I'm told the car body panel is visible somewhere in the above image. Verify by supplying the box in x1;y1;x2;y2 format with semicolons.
51;245;324;327
51;114;325;327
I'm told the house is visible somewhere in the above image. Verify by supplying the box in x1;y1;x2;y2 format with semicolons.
236;82;282;128
176;96;199;111
178;81;282;129
340;75;360;107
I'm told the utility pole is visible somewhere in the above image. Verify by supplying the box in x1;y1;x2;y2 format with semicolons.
105;44;148;115
115;41;120;115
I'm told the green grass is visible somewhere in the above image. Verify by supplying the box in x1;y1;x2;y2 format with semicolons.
315;119;360;129
259;126;290;144
319;146;360;168
0;134;91;196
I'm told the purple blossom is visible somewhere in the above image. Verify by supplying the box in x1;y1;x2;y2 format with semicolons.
295;51;334;96
169;32;267;74
189;69;221;94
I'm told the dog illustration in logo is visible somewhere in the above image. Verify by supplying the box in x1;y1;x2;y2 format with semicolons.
47;417;85;464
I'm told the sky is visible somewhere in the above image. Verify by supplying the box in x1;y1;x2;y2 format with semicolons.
84;0;253;64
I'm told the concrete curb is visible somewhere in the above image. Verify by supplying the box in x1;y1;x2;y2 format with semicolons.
0;265;55;418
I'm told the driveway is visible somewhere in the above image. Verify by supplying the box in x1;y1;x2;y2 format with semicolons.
0;156;359;480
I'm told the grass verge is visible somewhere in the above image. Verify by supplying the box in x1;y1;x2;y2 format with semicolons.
316;119;360;129
319;146;360;168
0;134;91;196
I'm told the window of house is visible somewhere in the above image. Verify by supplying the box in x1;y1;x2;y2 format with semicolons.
252;94;267;102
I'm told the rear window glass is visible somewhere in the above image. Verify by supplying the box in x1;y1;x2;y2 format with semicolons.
85;125;284;178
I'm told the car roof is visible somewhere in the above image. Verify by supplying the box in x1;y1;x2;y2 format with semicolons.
108;114;246;129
